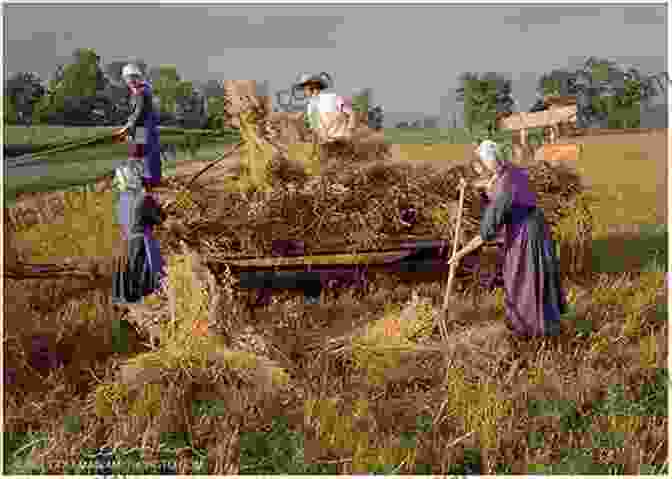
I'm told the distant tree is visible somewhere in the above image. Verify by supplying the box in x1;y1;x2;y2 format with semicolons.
534;57;670;129
207;95;227;129
176;83;208;128
536;69;578;98
149;65;185;118
4;93;18;124
203;79;225;98
367;104;384;130
352;87;373;114
64;48;107;97
35;48;113;124
4;72;45;124
457;71;514;136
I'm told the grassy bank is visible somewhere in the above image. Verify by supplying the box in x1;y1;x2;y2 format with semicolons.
4;124;238;146
5;139;239;205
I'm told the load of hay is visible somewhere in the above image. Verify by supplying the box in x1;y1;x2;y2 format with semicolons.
155;84;587;266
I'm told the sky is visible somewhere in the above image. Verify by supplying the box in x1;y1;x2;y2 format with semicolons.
4;3;668;125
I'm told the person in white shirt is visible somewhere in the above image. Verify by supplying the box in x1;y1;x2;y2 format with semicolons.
294;72;357;141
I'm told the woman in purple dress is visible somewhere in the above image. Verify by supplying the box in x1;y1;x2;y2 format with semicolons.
448;140;566;337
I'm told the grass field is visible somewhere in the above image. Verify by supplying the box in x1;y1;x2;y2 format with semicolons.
3;126;668;474
4;125;240;204
4;124;239;146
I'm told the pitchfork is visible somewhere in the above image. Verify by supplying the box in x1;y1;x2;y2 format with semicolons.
437;176;467;341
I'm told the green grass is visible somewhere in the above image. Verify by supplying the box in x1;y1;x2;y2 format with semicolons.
5;140;237;205
591;224;667;274
3;431;49;474
5;125;115;146
4;124;238;147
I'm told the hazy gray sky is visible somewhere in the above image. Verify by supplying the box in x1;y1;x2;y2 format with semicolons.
4;3;667;119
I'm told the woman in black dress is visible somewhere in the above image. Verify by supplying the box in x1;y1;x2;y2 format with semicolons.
112;180;166;305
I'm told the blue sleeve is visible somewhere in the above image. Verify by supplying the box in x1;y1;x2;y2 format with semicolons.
480;188;513;242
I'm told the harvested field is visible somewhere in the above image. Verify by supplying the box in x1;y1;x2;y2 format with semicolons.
546;129;667;228
4;122;668;474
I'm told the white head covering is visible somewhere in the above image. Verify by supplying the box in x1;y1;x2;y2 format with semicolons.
122;63;143;81
476;140;499;165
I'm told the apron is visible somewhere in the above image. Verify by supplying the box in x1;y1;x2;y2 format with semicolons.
115;161;144;238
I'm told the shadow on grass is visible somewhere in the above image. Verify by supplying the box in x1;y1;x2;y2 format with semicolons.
590;224;667;274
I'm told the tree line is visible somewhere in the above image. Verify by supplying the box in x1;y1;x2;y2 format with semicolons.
3;48;226;129
457;56;668;137
3;50;667;133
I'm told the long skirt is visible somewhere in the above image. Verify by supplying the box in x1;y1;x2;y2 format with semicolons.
128;126;162;185
503;208;566;337
116;188;141;239
112;233;165;305
129;144;162;186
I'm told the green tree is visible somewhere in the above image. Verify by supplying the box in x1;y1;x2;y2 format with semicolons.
150;65;183;115
537;69;577;97
207;95;227;130
176;80;194;102
4;72;45;124
35;48;106;123
60;48;105;99
3;94;18;123
457;72;514;136
352;87;373;113
579;57;648;128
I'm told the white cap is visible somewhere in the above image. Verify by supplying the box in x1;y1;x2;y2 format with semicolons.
122;64;142;80
477;140;499;164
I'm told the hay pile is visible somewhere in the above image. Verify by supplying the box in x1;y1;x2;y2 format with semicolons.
156;158;586;262
86;248;289;474
155;82;585;264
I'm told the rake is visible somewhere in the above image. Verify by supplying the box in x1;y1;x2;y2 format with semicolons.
437;177;467;341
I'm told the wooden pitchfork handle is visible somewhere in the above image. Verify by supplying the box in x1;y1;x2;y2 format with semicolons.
437;178;467;340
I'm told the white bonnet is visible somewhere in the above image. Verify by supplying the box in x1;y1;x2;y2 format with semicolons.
122;63;143;80
476;140;499;164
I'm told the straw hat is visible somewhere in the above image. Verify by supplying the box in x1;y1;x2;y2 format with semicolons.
294;72;332;90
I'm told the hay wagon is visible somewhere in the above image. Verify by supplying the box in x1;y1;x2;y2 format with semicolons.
496;95;583;164
151;80;589;305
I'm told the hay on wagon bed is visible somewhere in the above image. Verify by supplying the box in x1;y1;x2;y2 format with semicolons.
154;82;587;291
156;158;585;270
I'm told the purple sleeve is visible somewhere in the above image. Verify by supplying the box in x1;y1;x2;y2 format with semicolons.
480;187;513;242
510;167;537;207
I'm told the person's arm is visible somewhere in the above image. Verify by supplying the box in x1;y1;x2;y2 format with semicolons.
337;96;353;114
448;187;513;265
479;186;513;243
